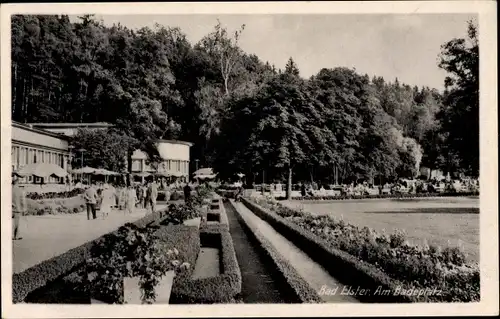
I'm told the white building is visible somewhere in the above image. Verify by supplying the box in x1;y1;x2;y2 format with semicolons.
29;123;193;181
11;121;70;184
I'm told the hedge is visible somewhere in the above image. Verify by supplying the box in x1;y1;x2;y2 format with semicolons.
200;199;229;232
241;198;416;303
170;228;242;304
26;195;86;216
13;209;167;303
276;191;479;201
228;200;324;303
26;188;85;200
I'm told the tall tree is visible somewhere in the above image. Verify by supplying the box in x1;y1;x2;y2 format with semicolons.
438;20;479;176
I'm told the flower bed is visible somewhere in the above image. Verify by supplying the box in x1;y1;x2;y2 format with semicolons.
169;228;242;304
199;199;229;232
26;188;85;200
26;195;86;216
242;197;480;302
276;191;479;201
14;209;167;303
228;200;323;303
23;222;200;304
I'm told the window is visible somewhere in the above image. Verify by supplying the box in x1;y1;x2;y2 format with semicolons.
59;154;64;167
176;160;180;172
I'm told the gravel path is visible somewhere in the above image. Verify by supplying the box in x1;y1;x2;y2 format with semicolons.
224;202;288;303
12;205;166;274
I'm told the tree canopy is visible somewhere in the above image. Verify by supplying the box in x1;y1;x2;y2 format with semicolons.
11;15;479;191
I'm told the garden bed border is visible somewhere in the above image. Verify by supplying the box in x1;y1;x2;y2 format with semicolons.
13;209;168;303
229;200;323;303
170;227;242;303
276;191;479;201
241;197;418;303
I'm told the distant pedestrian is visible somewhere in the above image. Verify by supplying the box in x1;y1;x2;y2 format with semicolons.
84;182;98;220
301;183;306;197
100;184;115;219
126;185;137;214
147;179;158;214
183;182;192;204
12;175;27;240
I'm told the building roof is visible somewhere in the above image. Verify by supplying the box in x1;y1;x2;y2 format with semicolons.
22;122;194;146
29;122;113;129
12;121;70;140
157;139;194;147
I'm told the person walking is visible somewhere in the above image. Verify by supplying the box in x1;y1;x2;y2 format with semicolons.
147;179;158;214
12;175;27;240
84;182;98;220
183;182;192;205
126;185;137;215
100;184;115;219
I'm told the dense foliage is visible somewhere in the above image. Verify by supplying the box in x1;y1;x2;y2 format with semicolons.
12;15;479;189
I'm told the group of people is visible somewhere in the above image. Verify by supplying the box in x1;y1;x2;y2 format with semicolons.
83;179;159;220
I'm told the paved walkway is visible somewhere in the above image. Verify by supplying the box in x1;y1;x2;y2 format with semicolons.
231;200;359;303
13;205;166;274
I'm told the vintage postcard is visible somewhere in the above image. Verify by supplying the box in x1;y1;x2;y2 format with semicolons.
1;1;498;318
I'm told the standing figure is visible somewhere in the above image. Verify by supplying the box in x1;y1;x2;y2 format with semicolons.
126;185;137;215
100;184;115;219
84;182;98;220
147;179;158;214
183;182;192;205
12;175;27;240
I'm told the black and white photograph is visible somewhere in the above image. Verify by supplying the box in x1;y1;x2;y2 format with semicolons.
1;1;497;318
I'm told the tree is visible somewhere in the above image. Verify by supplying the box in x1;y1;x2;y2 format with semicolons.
438;20;479;176
197;20;246;96
70;128;131;173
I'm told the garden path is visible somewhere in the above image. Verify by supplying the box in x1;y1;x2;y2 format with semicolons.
12;205;166;274
224;202;289;303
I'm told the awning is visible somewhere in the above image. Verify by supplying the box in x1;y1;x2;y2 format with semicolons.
193;168;214;176
14;163;68;179
194;173;217;180
71;166;98;174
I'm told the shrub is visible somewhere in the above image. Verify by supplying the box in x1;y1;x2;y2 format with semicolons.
26;188;85;200
169;191;185;201
161;203;201;225
170;229;242;304
245;197;480;302
77;223;191;304
13;209;167;303
26;195;86;216
275;191;480;201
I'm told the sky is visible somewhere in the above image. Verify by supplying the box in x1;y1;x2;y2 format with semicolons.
77;14;476;91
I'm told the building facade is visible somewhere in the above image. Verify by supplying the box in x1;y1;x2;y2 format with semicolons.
29;123;193;180
11;122;70;184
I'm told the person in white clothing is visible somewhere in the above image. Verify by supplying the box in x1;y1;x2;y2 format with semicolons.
126;185;137;215
100;184;116;219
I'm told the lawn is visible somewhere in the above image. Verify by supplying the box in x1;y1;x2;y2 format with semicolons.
282;197;479;263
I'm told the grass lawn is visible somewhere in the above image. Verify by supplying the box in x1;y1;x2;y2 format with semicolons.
282;197;479;263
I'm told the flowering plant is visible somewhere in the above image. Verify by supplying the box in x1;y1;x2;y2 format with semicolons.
80;223;190;304
253;197;479;301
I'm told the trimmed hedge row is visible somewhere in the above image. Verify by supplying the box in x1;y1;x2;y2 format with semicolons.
13;209;167;303
228;200;324;303
200;199;229;232
170;228;242;303
23;222;198;304
276;191;479;201
241;198;416;303
26;188;85;200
